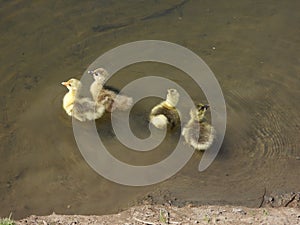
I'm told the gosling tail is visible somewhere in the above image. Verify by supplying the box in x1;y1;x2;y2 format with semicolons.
113;95;133;111
150;114;168;129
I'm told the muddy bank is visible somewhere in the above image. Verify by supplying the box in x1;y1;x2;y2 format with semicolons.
16;204;300;225
136;190;300;209
11;192;300;224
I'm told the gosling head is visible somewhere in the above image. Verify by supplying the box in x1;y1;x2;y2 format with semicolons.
196;103;209;121
61;78;81;91
88;68;109;84
166;89;179;107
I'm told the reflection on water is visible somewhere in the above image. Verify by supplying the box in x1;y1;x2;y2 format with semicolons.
0;0;299;219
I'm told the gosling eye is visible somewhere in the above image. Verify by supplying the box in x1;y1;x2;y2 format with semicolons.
68;83;72;87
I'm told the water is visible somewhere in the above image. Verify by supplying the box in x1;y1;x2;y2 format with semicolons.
0;0;299;219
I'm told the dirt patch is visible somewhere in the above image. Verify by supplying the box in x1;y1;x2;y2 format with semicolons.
16;204;300;225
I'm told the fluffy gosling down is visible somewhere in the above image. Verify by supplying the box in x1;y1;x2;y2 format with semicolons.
149;89;180;129
89;68;133;112
182;103;215;151
61;78;107;121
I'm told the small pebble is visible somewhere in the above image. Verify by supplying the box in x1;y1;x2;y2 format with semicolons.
212;46;216;50
296;156;300;160
232;208;246;215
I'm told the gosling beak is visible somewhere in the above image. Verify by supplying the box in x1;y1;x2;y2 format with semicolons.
87;70;94;75
197;104;209;110
203;104;209;110
61;81;68;86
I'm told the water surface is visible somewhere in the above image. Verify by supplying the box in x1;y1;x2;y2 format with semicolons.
0;0;299;219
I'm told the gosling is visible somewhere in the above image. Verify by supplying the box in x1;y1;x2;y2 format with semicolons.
182;103;215;150
89;68;133;112
61;78;107;121
149;89;180;129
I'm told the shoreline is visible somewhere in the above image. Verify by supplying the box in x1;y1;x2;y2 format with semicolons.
15;204;300;225
2;192;299;224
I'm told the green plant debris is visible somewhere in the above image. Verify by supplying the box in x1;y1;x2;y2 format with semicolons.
0;213;15;225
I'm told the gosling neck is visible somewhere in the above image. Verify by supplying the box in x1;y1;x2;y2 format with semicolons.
166;96;179;107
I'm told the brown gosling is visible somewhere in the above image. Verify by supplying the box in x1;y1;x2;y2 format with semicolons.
89;68;133;112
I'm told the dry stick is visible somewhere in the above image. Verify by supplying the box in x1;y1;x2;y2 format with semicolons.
284;194;296;207
133;217;181;225
259;187;267;208
133;217;156;225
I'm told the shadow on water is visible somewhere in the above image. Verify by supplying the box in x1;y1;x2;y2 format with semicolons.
0;0;299;219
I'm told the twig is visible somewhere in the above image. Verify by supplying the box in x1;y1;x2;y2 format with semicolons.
133;217;156;225
259;187;267;208
284;194;296;207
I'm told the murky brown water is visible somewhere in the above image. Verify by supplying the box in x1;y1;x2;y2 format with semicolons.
0;0;299;219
